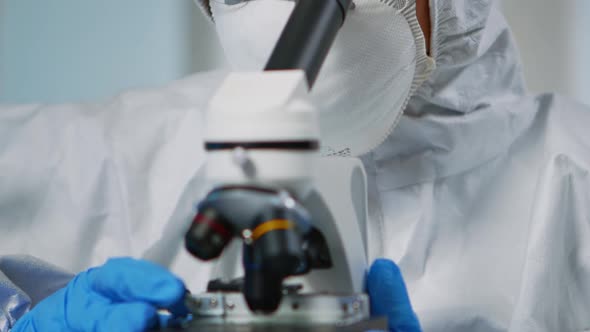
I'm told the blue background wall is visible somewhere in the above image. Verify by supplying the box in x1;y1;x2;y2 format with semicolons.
0;0;225;103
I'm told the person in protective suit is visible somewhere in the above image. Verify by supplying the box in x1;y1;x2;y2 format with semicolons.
2;0;590;331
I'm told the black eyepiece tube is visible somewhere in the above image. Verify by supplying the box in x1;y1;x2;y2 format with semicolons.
264;0;353;88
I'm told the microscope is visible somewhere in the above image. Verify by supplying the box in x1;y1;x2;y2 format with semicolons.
168;0;387;330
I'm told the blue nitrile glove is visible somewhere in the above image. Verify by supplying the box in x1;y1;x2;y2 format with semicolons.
11;257;187;332
367;259;422;332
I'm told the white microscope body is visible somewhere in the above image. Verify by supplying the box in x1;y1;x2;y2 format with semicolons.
179;0;388;328
183;70;373;327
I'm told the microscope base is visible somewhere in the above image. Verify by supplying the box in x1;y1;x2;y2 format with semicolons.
159;292;384;331
160;318;387;331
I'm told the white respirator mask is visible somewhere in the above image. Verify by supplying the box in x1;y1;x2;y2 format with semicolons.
210;0;434;157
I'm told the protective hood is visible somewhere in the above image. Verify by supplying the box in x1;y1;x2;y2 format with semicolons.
196;0;213;18
368;0;538;189
418;0;525;114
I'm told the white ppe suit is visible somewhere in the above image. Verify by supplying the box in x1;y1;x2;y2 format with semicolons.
2;0;590;331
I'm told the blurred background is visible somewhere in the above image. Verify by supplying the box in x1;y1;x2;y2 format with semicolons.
0;0;589;105
0;0;226;103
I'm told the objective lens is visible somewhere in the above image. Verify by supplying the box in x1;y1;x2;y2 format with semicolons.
185;208;233;261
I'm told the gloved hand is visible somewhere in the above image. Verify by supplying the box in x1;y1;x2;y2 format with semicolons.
367;259;422;332
11;257;186;332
